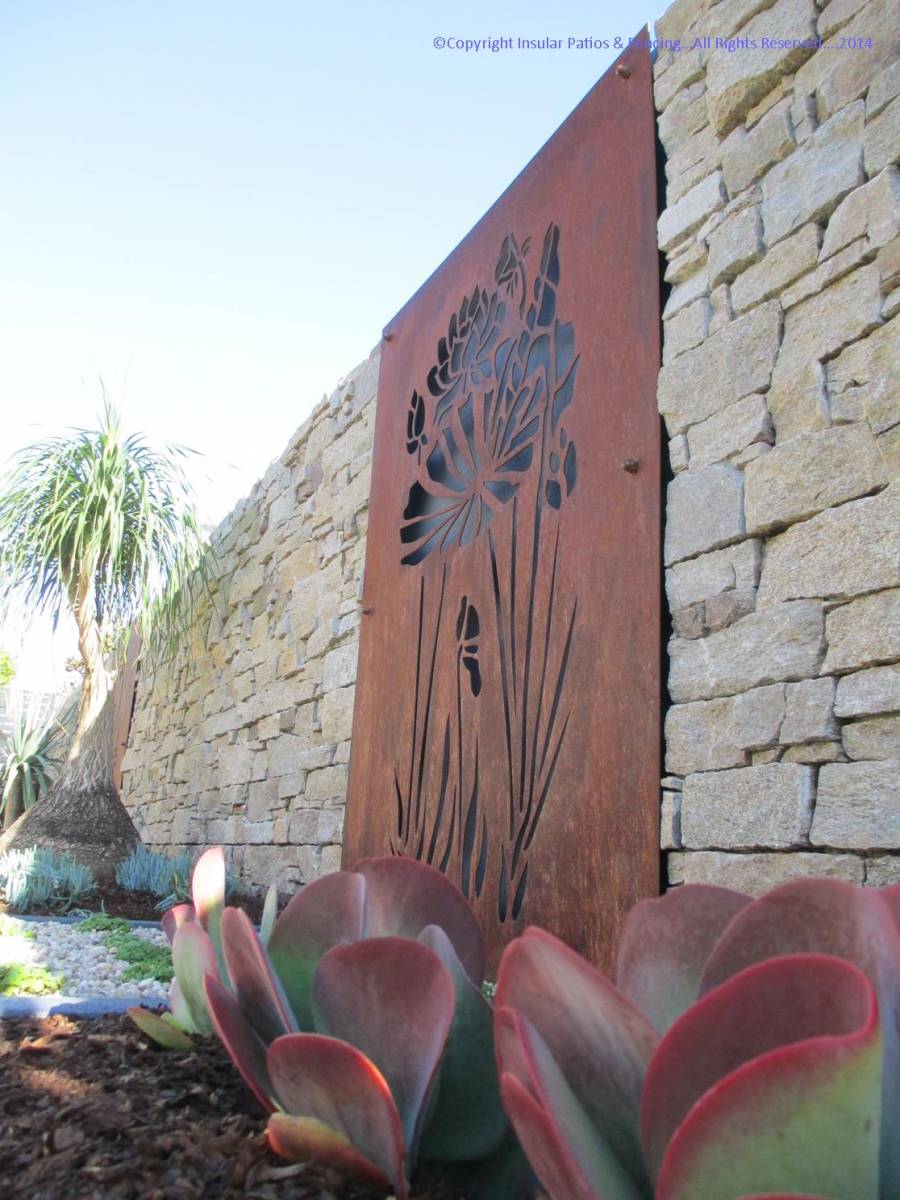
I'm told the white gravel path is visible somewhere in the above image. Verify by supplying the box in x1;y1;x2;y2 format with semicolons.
0;915;170;1003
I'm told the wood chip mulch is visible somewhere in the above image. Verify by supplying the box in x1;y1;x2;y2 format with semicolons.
0;1014;459;1200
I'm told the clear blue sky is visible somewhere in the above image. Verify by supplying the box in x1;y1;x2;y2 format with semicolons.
0;0;662;685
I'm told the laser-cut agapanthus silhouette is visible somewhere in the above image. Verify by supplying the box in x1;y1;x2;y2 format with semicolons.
394;222;581;922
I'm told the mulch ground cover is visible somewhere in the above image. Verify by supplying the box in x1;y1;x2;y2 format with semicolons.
0;885;266;923
0;1014;458;1200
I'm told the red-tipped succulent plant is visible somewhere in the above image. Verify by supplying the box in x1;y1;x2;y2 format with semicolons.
495;878;900;1200
132;849;513;1198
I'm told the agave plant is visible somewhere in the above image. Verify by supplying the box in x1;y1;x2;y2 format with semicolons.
495;878;900;1200
130;847;517;1198
0;707;64;829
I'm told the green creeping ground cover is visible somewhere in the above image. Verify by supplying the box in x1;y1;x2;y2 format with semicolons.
0;914;35;938
0;962;64;995
75;914;173;984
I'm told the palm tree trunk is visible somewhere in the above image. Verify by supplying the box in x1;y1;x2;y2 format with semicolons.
0;577;139;879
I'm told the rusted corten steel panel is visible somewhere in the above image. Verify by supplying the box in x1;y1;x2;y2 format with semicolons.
343;39;661;972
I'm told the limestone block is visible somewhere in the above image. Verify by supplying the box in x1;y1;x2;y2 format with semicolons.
824;588;900;673
864;95;900;177
673;603;706;639
655;0;714;43
664;464;745;564
319;685;356;744
705;0;817;136
745;424;886;534
826;317;900;432
704;587;757;631
811;760;900;847
732;683;787;750
666;542;759;611
316;808;344;843
655;48;706;113
664;267;711;319
659;172;727;253
821;165;900;260
658;84;708;161
681;763;815;848
867;856;900;885
795;0;899;120
687;394;773;468
658;301;781;434
768;263;882;440
843;715;900;760
665;241;708;285
669;433;690;474
835;664;900;717
731;223;819;314
666;129;726;205
817;0;870;39
663;297;712;364
868;61;900;121
322;641;358;692
266;732;312;778
305;764;349;802
661;791;682;850
669;600;825;701
781;677;839;744
668;849;864;891
247;779;280;822
781;741;844;763
217;742;254;787
762;102;864;246
708;204;764;287
722;98;795;195
782;237;874;309
708;282;734;333
665;697;745;774
758;483;900;603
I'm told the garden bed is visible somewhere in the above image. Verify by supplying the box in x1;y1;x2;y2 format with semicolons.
0;881;266;923
0;1014;457;1199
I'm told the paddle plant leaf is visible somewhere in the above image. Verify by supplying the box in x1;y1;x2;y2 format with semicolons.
267;1033;407;1198
171;921;218;1034
647;954;881;1200
191;846;227;981
267;870;366;1028
220;906;297;1044
354;856;486;985
311;936;455;1157
204;974;275;1112
127;1005;194;1051
699;878;900;1196
616;884;751;1033
496;927;657;1194
160;902;196;946
416;924;508;1162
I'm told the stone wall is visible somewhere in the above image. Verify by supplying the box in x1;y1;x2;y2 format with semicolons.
119;350;379;890
655;0;899;892
121;0;899;897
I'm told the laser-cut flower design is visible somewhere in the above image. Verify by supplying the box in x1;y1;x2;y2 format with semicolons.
405;390;427;456
400;392;536;566
455;596;482;697
427;286;505;425
494;233;531;318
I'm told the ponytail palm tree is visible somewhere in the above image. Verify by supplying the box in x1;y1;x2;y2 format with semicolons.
0;400;211;875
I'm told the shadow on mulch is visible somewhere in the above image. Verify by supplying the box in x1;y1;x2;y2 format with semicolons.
0;1014;459;1200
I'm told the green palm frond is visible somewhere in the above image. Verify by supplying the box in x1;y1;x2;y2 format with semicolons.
0;395;213;663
